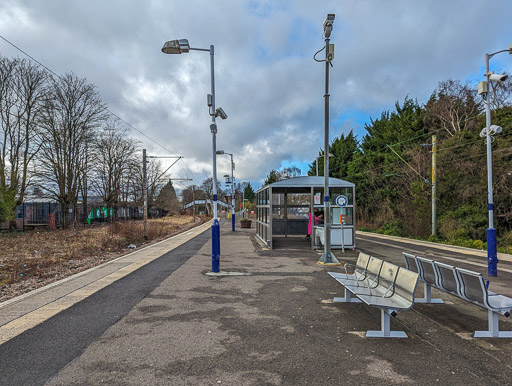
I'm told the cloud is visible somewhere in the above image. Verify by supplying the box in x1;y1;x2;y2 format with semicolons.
1;0;512;186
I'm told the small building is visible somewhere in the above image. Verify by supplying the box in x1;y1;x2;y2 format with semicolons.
255;176;355;250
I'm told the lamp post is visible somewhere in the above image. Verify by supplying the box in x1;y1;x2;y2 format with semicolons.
162;39;228;273
477;44;512;277
315;153;334;176
315;14;338;264
217;150;235;231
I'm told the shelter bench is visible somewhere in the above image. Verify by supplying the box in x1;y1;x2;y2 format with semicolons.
328;253;419;338
403;252;512;338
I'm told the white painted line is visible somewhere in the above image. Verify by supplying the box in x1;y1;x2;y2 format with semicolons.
358;236;512;274
357;231;512;262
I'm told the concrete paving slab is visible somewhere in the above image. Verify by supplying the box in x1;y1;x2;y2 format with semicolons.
44;222;512;385
0;221;211;336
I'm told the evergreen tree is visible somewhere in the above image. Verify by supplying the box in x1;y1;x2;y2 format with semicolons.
154;181;180;214
244;182;255;202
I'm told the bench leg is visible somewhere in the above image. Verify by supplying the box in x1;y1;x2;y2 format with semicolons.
415;283;444;304
473;310;512;338
333;287;362;303
365;309;408;338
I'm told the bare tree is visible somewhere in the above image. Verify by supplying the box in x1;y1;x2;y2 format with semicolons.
36;73;106;227
0;57;47;221
424;79;481;137
89;118;139;220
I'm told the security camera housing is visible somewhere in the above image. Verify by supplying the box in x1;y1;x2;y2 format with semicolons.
490;73;508;82
490;125;503;134
216;107;228;120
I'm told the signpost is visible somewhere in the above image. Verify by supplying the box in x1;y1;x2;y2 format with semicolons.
336;195;348;253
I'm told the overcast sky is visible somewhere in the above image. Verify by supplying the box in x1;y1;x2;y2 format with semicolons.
1;0;512;191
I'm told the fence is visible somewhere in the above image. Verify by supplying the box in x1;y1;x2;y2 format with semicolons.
4;201;159;231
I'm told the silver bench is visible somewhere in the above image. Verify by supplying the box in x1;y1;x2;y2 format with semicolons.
403;252;512;338
329;256;419;338
403;253;444;304
330;254;384;303
455;268;512;338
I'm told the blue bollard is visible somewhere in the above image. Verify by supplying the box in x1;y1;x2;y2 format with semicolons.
212;219;220;272
487;227;497;277
232;213;235;231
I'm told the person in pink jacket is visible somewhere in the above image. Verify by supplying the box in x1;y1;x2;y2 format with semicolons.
304;210;323;240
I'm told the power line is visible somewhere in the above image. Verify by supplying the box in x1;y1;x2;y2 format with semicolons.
0;34;176;156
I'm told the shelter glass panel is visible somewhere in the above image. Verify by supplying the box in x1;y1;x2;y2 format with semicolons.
287;193;310;206
329;188;354;205
272;207;285;219
272;193;285;205
332;207;353;225
287;207;309;220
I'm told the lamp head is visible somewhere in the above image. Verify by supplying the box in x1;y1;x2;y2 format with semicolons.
216;150;225;155
161;39;190;54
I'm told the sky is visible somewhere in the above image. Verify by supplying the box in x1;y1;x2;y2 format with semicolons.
1;0;512;192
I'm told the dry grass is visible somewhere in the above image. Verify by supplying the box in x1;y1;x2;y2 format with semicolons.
0;215;202;302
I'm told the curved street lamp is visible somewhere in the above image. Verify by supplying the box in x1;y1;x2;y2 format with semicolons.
477;44;512;276
162;39;227;273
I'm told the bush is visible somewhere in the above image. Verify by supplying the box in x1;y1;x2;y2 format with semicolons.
472;239;484;250
378;220;405;237
439;205;487;241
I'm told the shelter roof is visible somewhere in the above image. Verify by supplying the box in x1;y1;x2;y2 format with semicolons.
257;176;354;193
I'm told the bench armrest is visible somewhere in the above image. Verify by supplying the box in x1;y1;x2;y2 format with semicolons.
381;282;395;298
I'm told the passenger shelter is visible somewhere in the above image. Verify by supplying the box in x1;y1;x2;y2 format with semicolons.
255;176;355;250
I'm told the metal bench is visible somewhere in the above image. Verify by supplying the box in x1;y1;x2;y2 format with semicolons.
330;256;384;303
454;268;512;338
406;254;444;304
329;252;371;282
329;260;419;338
432;261;464;298
356;267;419;338
404;251;512;339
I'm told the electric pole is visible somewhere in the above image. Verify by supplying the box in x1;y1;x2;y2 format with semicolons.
143;149;148;241
431;135;437;236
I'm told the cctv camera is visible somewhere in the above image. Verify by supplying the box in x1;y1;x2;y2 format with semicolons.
216;107;228;120
323;14;335;28
490;73;508;82
490;125;503;134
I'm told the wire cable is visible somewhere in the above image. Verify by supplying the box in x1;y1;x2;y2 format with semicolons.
0;34;177;156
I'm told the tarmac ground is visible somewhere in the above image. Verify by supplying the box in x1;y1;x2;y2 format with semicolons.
1;219;512;385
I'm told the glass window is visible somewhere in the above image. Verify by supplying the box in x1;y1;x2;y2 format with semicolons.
332;207;353;225
287;193;310;206
330;188;353;206
287;207;309;220
272;207;285;219
272;193;285;205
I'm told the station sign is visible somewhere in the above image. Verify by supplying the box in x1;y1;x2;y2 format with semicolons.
335;195;348;207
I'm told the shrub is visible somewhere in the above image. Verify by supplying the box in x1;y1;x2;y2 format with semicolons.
378;220;405;237
439;205;487;241
472;239;484;250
